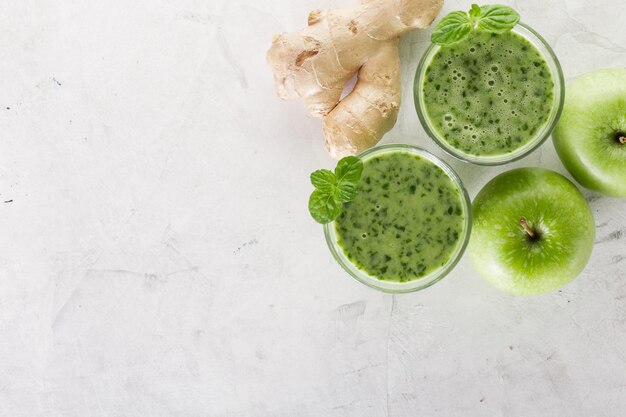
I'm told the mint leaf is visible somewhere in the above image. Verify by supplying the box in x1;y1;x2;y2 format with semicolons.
336;182;357;203
335;156;362;203
477;5;520;33
334;156;363;185
310;169;336;193
431;11;472;46
469;4;481;20
307;156;364;224
308;190;341;224
431;4;520;46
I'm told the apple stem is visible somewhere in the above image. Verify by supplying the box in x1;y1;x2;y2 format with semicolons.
620;136;626;145
519;217;535;238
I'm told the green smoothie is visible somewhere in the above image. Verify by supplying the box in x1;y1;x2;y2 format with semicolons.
421;30;555;156
334;151;465;282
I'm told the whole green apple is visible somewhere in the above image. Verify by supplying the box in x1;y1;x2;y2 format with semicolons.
469;168;595;296
553;68;626;197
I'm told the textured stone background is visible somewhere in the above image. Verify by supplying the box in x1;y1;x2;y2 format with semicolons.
1;0;625;416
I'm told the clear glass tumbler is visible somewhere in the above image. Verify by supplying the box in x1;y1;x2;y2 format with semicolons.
324;144;472;293
414;23;565;165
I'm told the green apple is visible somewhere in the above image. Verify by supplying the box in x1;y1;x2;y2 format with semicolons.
553;68;626;197
469;168;595;296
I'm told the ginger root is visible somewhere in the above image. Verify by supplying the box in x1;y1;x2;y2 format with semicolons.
267;0;443;158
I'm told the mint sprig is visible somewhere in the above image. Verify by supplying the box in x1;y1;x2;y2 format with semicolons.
431;4;520;46
308;156;363;224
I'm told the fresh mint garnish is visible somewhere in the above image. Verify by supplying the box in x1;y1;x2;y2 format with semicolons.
476;4;521;33
431;11;472;46
310;169;336;193
334;156;363;201
308;190;342;224
308;156;363;224
335;156;363;184
468;4;481;20
431;4;520;46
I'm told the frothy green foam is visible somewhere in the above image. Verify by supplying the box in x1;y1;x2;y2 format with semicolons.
422;30;555;156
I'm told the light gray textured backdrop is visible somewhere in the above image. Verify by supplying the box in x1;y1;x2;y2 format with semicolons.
1;0;625;416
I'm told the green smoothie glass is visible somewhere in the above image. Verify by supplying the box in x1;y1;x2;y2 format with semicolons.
324;144;471;293
414;23;564;165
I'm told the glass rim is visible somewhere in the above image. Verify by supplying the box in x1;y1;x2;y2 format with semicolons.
323;144;472;293
413;22;565;166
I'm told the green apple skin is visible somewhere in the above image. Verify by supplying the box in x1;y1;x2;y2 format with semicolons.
469;168;595;296
553;68;626;198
